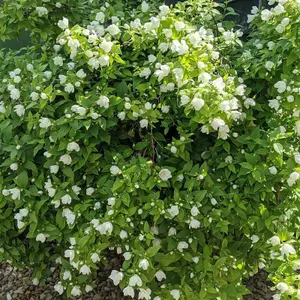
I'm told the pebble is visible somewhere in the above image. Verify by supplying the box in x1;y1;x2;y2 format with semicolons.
0;254;135;300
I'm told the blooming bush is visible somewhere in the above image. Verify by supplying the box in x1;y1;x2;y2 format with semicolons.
0;0;300;299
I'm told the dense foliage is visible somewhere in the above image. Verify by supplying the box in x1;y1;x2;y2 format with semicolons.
0;0;299;299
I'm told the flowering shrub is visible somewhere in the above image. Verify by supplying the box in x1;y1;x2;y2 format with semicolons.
237;0;300;298
0;0;299;299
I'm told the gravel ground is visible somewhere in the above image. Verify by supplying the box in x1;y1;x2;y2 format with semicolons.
0;256;133;300
244;270;274;300
0;260;273;300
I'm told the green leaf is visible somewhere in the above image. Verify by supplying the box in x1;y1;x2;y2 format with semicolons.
115;80;128;97
14;171;28;188
273;143;283;155
146;246;161;257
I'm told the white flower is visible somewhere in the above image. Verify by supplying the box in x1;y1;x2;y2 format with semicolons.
120;230;128;239
141;1;149;12
191;206;199;217
58;17;69;29
100;40;114;53
107;24;120;35
161;105;170;113
54;282;64;295
61;194;72;205
36;7;48;17
269;166;278;175
76;69;86;79
63;271;72;280
273;4;285;15
177;241;188;252
123;286;135;298
64;83;74;93
109;270;124;286
85;285;93;293
171;40;189;55
287;171;300;186
189;219;201;229
64;249;75;261
91;253;100;263
159;169;172;181
71;286;81;297
148;54;157;63
168;227;177;236
170;146;177;154
129;274;142;287
10;163;18;171
97;222;113;235
59;154;72;165
191;97;205;111
272;294;281;300
123;252;132;260
167;205;179;218
244;98;256;109
14;105;25;117
275;24;285;33
180;95;190;106
96;12;105;23
107;197;116;206
19;208;28;217
170;289;180;300
139;259;149;270
140;68;151;78
198;72;211;83
67;142;80;152
212;78;225;92
211;118;225;130
59;75;67;84
99;55;110;67
44;71;52;79
0;102;6;113
72;185;81;195
281;17;290;26
274;81;286;93
158;43;169;53
276;282;288;294
10;188;21;200
261;9;272;21
36;233;46;243
80;265;91;275
265;61;274;70
86;187;94;196
211;198;217;205
269;236;280;246
294;153;300;164
250;235;259;243
155;270;166;281
71;105;86;116
280;244;296;257
53;56;64;66
140;119;149;128
110;165;120;175
39;118;51;129
62;209;76;226
138;288;151;300
97;96;110;108
174;21;185;31
295;121;300;136
154;65;170;81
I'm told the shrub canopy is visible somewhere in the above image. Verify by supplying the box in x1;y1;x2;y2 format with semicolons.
0;0;300;299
